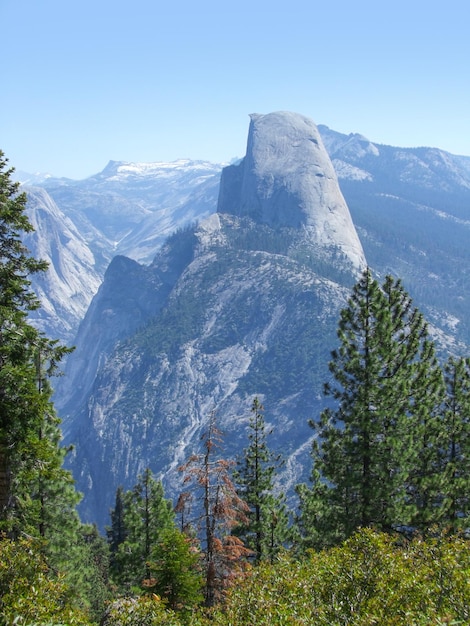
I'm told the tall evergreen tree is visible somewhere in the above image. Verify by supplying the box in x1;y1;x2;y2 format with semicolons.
14;339;77;537
107;468;175;592
235;397;290;562
298;269;444;547
440;356;470;528
0;152;107;620
78;524;111;622
0;151;49;522
381;274;445;532
145;525;203;614
107;485;127;563
0;152;75;534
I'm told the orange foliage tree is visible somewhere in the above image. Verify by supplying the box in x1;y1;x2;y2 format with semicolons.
178;412;251;606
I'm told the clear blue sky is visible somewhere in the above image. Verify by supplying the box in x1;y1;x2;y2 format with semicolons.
2;0;469;179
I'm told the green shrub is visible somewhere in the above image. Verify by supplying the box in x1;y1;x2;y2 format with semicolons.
204;528;470;625
0;534;92;626
101;596;181;626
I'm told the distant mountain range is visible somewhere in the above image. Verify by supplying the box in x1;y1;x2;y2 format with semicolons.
22;160;223;342
20;111;470;528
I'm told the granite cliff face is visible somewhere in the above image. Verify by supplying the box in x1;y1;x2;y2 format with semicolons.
23;187;101;343
56;112;365;527
218;112;365;270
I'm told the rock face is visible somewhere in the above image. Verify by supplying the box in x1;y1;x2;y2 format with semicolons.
23;187;102;343
218;112;365;270
56;112;365;528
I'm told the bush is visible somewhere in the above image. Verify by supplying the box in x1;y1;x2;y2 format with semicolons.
101;596;181;626
205;528;470;625
0;534;92;625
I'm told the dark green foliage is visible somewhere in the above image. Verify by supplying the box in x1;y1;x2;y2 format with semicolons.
381;275;446;531
0;151;111;621
0;153;47;314
441;356;470;527
234;398;291;562
146;526;203;614
0;151;74;531
107;468;175;592
78;524;112;621
107;485;127;558
296;468;345;551
299;269;445;547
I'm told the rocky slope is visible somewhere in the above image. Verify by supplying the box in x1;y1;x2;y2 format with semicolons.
318;124;470;345
19;111;470;528
23;160;223;340
23;187;102;343
56;112;366;527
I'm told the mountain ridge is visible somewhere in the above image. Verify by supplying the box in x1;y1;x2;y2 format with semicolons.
56;112;365;526
18;111;470;527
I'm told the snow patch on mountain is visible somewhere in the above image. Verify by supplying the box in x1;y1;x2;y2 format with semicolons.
105;159;224;182
318;125;380;159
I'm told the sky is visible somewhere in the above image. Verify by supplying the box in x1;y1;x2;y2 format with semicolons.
2;0;470;179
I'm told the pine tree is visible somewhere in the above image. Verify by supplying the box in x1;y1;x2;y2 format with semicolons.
296;465;345;551
14;340;77;533
179;412;250;607
381;275;445;532
0;151;73;532
145;525;203;613
0;152;107;621
13;333;107;617
235;397;290;562
107;469;175;592
107;485;127;564
79;524;111;621
299;269;444;546
440;356;470;528
0;152;47;519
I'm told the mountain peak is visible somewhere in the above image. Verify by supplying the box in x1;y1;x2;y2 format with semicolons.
217;111;366;270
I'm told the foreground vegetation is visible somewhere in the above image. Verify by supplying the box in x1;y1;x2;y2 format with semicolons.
3;527;468;625
205;528;470;626
1;150;469;624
